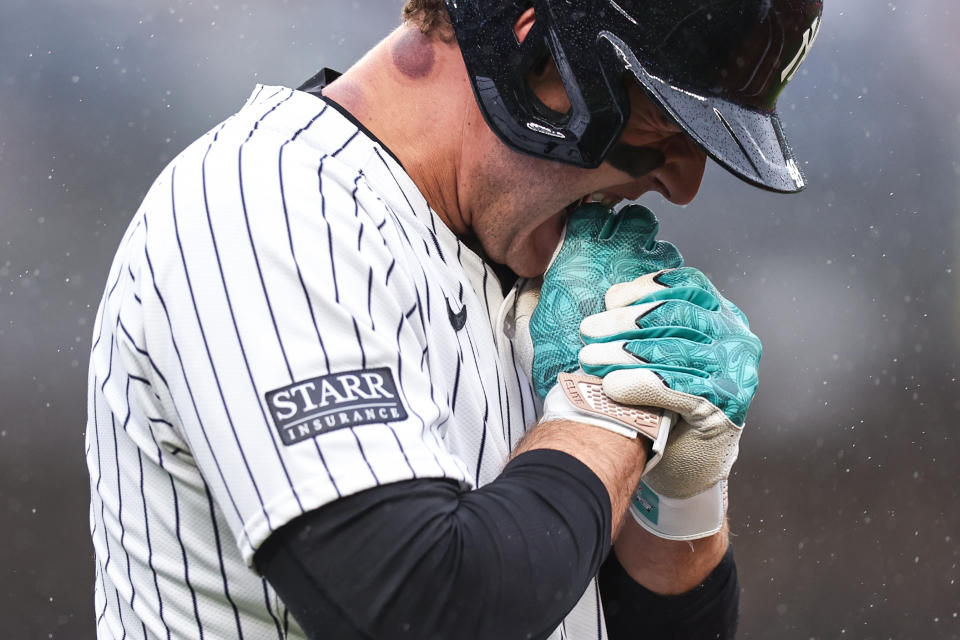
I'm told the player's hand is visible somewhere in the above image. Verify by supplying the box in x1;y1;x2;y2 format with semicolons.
519;203;682;400
512;204;682;470
577;266;762;537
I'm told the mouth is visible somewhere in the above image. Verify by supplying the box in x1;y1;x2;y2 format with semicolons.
561;191;625;217
521;191;628;276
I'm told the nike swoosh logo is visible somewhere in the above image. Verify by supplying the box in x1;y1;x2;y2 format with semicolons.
446;297;467;332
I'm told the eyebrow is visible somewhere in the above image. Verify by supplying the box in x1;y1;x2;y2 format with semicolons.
605;143;666;179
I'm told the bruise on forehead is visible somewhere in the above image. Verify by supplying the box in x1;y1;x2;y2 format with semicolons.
392;27;436;78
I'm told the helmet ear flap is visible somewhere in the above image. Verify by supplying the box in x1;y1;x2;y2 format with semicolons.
447;0;628;167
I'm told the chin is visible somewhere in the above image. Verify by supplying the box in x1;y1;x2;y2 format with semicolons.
506;246;553;278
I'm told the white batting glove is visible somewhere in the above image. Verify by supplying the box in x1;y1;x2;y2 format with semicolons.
578;268;762;540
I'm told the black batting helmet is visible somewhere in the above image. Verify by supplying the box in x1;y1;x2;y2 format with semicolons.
444;0;823;192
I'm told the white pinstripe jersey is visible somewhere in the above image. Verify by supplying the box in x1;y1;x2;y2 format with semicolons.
86;85;609;640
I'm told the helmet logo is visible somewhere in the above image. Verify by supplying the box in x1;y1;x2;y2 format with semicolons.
780;16;821;84
527;121;566;139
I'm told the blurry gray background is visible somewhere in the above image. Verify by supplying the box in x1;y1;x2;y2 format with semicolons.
1;0;958;638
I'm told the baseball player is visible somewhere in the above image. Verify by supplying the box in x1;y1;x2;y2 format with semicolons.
85;0;823;638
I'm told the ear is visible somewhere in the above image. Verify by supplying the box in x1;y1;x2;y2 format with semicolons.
513;6;536;43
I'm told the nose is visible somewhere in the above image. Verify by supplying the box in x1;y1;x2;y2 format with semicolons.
651;134;707;205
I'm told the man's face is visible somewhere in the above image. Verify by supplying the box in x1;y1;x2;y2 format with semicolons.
463;78;707;278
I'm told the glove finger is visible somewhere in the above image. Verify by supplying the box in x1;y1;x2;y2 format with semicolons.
562;202;617;242
579;302;664;343
598;204;660;243
597;207;682;283
632;299;733;340
600;366;709;420
647;364;754;428
579;336;717;377
605;268;722;312
607;206;683;267
622;337;721;377
605;271;671;309
581;320;712;348
579;340;643;376
647;268;722;310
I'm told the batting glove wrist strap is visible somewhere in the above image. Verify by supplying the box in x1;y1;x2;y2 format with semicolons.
540;372;673;475
629;479;727;541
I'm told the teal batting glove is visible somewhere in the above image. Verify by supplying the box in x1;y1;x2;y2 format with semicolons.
511;204;682;471
527;203;682;400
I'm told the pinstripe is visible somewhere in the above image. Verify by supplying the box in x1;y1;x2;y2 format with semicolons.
92;377;111;628
507;340;529;446
372;148;416;250
318;157;341;303
260;579;284;640
498;363;512;446
390;313;437;478
385;258;396;285
117;379;136;612
350;427;381;485
467;327;491;487
415;339;456;470
100;334;116;392
479;268;511;444
333;129;360;157
353;318;367;368
422;261;433;324
114;588;128;640
169;166;277;531
142;215;254;547
367;268;375;330
202;483;245;640
450;347;463;413
136;449;171;640
118;318;169;388
170;470;205;639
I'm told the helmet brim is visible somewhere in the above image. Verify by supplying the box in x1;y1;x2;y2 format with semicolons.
608;34;807;193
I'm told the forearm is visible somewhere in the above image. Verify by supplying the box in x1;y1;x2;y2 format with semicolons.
613;517;729;595
256;450;613;640
512;417;649;541
512;415;728;589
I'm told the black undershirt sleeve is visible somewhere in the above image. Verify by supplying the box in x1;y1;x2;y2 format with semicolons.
599;546;740;640
255;449;612;640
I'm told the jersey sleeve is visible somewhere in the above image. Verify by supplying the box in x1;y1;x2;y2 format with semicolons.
136;116;468;565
